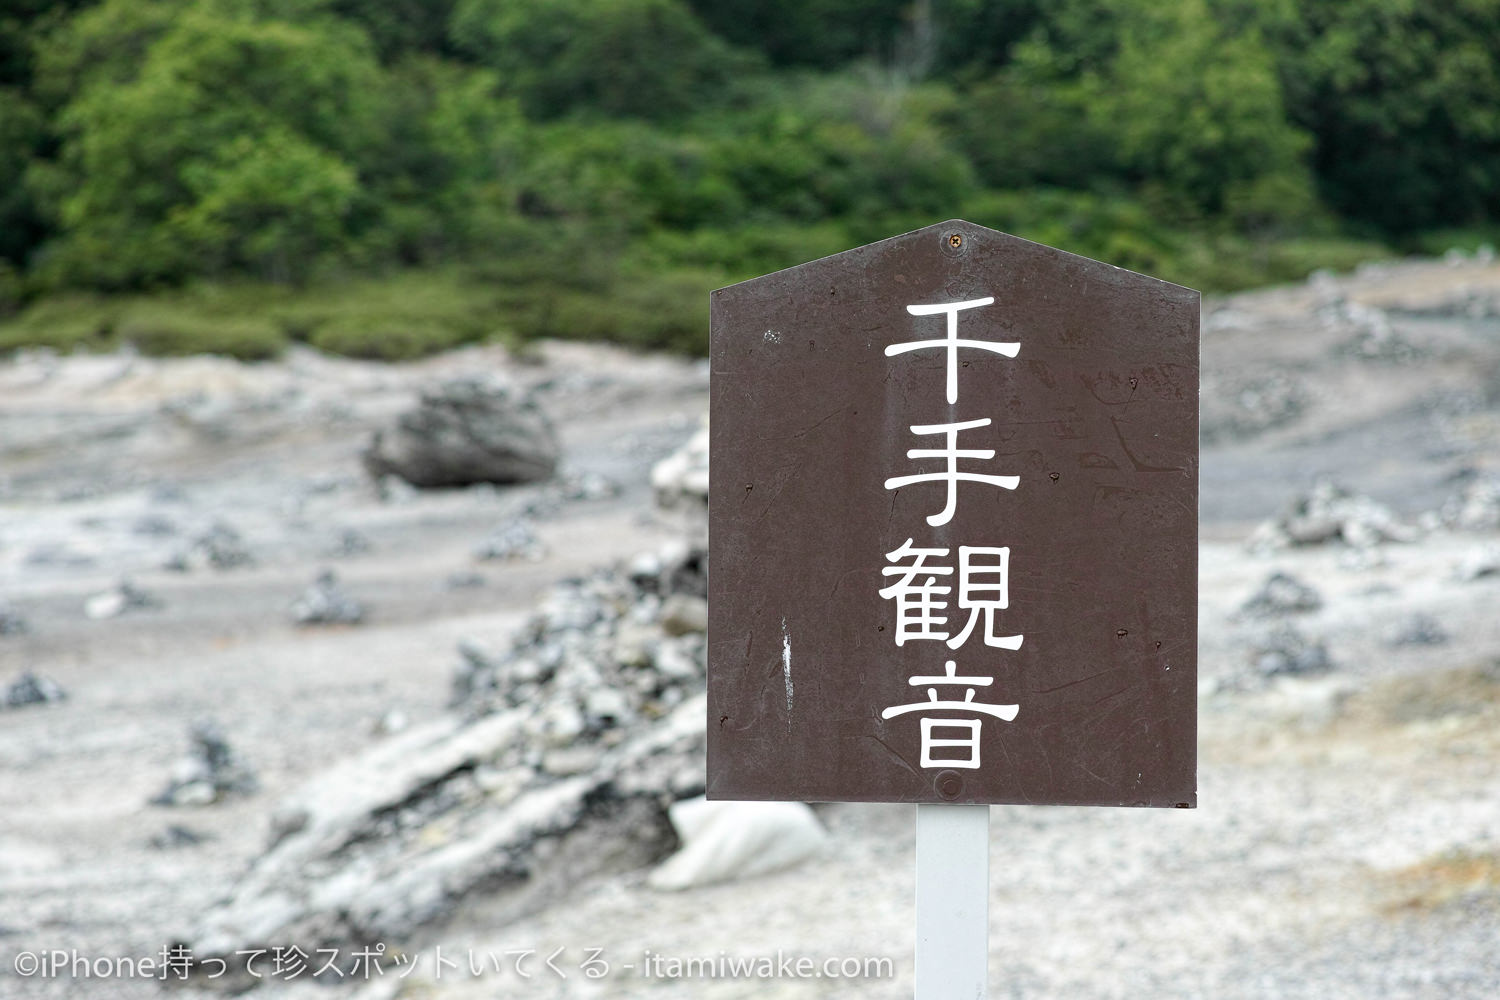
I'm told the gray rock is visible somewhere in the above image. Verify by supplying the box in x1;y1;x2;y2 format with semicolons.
25;544;96;569
362;375;559;488
290;570;364;626
3;671;66;708
473;518;545;562
1443;477;1500;532
556;470;622;502
374;473;419;504
659;594;708;636
651;423;708;510
148;824;210;850
187;539;712;966
371;708;409;737
541;746;602;776
583;686;633;726
0;598;28;636
165;522;253;572
1454;545;1500;582
449;638;501;706
1238;572;1323;619
324;527;372;558
132;514;178;537
84;578;161;619
189;698;699;965
152;720;257;807
647;798;828;892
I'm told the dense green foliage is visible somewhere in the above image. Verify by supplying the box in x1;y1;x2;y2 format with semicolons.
0;0;1496;357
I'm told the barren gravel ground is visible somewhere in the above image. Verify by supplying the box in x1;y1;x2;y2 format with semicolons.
3;255;1500;1000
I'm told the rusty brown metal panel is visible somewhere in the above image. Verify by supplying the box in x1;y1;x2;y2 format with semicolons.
707;220;1198;807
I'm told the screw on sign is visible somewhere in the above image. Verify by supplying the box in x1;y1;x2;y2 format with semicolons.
707;219;1199;998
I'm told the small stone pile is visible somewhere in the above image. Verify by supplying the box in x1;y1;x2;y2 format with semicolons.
164;522;255;572
1322;299;1423;363
188;538;710;971
0;598;28;635
1250;625;1334;680
452;540;707;738
650;422;708;513
289;569;364;626
472;518;546;562
84;578;161;619
188;430;714;972
1442;476;1500;533
324;527;372;558
1387;613;1449;648
152;720;258;807
1200;371;1307;445
1237;571;1323;619
3;671;66;709
1247;479;1417;552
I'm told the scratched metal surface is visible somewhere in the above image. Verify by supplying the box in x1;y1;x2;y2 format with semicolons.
708;219;1199;806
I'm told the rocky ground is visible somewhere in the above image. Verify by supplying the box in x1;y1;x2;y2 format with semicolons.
2;251;1500;999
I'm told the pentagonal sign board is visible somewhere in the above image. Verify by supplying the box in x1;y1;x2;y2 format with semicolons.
707;220;1198;807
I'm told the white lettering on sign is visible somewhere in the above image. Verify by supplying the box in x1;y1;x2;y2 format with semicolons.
883;418;1018;527
880;661;1020;769
887;297;1019;404
880;542;1024;651
879;538;952;646
880;296;1022;770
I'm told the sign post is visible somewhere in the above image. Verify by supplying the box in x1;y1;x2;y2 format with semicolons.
707;220;1199;996
915;803;988;997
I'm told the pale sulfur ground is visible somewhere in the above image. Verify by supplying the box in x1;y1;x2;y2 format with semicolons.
3;256;1500;999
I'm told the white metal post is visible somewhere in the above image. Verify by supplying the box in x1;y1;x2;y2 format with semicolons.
915;803;989;999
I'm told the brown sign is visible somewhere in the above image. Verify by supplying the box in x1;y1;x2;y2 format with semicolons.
707;220;1198;807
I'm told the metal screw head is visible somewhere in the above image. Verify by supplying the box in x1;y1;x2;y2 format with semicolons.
935;769;963;799
948;233;963;249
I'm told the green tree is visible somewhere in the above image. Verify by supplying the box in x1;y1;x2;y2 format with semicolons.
0;89;46;266
32;1;385;287
450;0;752;120
953;0;1316;227
1268;0;1500;233
684;0;907;68
360;57;523;262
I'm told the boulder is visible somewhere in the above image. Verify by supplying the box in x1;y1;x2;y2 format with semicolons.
363;376;559;488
